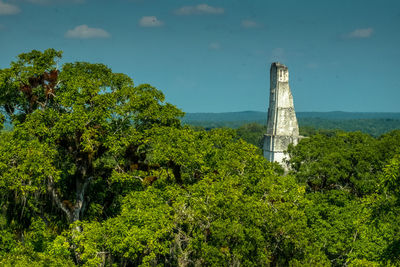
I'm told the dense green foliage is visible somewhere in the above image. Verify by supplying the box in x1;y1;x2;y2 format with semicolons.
183;111;400;124
287;130;400;265
184;113;400;137
0;50;399;266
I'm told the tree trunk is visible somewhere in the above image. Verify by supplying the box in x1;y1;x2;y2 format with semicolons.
47;175;72;222
47;175;92;224
71;176;92;223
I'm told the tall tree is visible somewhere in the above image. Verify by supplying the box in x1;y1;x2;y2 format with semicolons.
0;49;183;225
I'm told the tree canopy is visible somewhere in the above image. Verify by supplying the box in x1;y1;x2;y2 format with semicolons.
0;49;399;266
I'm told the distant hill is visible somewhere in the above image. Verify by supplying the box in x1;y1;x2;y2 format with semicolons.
182;111;400;136
183;111;400;124
297;111;400;120
183;111;267;123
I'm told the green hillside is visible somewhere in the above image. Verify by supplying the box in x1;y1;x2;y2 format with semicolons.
183;111;400;137
183;111;400;123
2;49;400;267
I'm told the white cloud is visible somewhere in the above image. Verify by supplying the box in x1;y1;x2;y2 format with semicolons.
0;1;20;15
26;0;49;4
65;25;110;39
139;16;164;27
175;4;224;15
26;0;84;4
208;42;221;50
241;19;259;28
345;28;374;39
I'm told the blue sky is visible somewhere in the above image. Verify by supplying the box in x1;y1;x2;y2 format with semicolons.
0;0;399;112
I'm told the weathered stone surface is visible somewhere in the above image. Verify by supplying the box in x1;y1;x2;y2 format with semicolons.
263;62;299;167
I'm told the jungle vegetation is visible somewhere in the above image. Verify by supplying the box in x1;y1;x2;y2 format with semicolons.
183;112;400;137
0;49;399;266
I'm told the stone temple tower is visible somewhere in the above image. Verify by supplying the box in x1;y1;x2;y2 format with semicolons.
263;62;300;166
